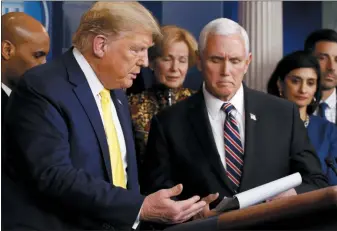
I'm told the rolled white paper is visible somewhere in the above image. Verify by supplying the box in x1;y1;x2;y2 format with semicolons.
235;172;302;209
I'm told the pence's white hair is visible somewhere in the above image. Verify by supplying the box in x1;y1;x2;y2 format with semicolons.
199;18;250;57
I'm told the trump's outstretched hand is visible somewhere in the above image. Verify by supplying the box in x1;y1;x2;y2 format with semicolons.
140;184;207;224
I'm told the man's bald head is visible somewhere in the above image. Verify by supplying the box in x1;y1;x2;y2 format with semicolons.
1;12;50;89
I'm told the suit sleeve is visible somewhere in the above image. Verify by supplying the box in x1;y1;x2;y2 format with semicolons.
6;79;144;228
141;115;176;195
289;104;329;193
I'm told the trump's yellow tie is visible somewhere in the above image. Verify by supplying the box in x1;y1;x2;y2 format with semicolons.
100;89;126;188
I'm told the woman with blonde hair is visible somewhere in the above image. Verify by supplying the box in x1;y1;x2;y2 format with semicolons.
129;25;198;167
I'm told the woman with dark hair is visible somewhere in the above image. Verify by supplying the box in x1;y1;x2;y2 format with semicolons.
267;50;337;185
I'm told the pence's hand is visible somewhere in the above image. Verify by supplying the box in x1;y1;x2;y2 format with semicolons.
192;193;219;220
140;184;206;224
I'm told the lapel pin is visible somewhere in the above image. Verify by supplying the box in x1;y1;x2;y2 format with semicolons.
117;99;123;105
250;113;257;121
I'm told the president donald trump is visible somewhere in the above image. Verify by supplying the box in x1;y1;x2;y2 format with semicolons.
3;2;206;230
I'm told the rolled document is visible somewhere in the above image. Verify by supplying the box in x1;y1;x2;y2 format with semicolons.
235;172;302;209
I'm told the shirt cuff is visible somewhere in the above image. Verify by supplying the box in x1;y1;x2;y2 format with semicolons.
132;205;142;229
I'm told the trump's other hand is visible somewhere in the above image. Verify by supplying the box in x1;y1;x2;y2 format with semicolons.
140;184;206;224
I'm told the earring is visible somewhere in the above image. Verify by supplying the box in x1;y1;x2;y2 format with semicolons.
313;97;316;102
279;90;283;97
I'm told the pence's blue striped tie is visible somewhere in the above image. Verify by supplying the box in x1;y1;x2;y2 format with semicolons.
222;103;244;190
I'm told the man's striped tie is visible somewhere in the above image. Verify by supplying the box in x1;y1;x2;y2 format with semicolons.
222;102;244;191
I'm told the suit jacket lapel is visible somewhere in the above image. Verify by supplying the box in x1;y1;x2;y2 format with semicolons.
188;91;236;194
111;90;138;189
239;86;258;191
64;49;113;183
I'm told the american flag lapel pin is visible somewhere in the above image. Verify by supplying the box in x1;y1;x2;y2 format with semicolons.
250;113;257;121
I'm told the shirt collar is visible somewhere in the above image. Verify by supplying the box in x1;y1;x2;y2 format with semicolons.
1;83;12;96
323;88;336;109
72;48;104;97
202;82;244;119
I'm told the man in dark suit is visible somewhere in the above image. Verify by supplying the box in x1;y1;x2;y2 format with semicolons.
1;12;50;119
1;14;50;230
304;29;337;125
3;2;206;230
142;18;329;218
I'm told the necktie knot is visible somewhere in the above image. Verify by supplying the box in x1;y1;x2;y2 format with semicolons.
222;102;235;115
319;102;329;111
319;102;329;119
100;89;110;103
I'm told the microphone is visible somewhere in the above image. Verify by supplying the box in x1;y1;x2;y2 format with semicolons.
325;157;337;177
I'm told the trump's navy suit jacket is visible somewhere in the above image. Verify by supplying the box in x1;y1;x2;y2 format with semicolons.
3;49;144;230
